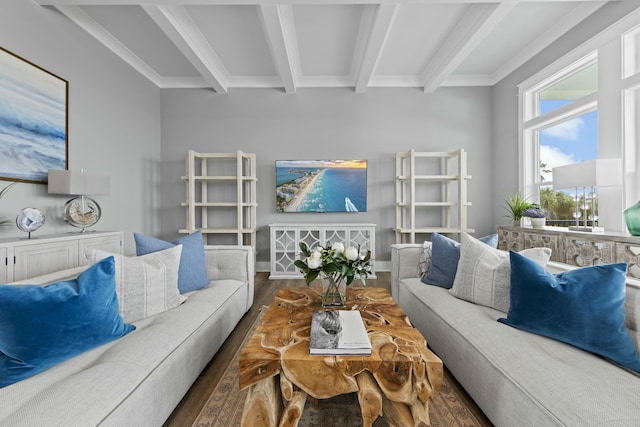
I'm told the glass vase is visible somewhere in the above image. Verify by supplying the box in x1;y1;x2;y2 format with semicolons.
320;273;347;308
624;200;640;236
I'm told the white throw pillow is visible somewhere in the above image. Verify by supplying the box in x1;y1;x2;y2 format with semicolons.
449;233;552;312
88;246;187;323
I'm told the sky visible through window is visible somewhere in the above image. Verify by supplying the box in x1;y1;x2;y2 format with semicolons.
539;100;598;183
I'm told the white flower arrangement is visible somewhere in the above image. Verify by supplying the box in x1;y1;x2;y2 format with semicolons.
294;241;372;286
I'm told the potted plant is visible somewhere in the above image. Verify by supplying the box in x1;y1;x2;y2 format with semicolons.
503;192;531;226
523;204;548;228
294;241;372;307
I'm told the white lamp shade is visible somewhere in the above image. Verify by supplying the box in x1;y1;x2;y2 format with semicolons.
48;170;110;196
552;159;622;190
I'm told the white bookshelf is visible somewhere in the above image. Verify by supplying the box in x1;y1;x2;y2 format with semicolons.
180;150;257;247
395;149;473;243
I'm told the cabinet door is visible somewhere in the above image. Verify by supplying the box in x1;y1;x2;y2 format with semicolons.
523;232;562;262
615;242;640;278
564;238;614;267
271;228;299;277
14;241;78;281
78;233;123;265
498;228;524;252
0;247;8;283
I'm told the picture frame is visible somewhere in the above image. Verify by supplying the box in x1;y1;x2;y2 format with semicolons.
0;46;68;184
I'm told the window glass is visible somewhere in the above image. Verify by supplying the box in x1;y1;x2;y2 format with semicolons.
539;110;598;184
538;63;597;116
537;110;598;227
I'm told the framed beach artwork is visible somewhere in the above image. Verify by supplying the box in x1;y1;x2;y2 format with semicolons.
275;159;367;213
0;46;68;184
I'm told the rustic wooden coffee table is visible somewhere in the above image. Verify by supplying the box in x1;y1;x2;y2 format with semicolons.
239;287;443;427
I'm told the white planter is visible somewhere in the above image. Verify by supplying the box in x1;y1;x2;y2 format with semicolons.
530;217;546;228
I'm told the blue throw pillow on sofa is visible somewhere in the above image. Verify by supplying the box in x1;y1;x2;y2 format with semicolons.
422;232;498;288
0;257;135;388
134;230;210;293
499;251;640;373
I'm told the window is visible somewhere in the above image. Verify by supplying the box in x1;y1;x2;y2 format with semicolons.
519;9;640;232
520;54;598;226
537;62;598;117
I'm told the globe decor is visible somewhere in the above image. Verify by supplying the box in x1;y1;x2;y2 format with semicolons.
295;241;372;307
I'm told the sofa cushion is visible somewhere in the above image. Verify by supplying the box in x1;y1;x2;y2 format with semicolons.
0;257;135;388
450;233;552;312
499;251;640;373
134;231;210;293
422;232;498;289
88;246;186;324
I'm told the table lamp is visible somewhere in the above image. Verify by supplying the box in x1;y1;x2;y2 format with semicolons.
552;159;621;232
48;169;110;232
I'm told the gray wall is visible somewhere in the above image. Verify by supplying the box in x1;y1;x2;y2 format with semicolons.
0;0;161;254
160;87;494;268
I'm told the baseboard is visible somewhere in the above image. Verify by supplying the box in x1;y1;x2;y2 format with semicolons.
256;261;391;274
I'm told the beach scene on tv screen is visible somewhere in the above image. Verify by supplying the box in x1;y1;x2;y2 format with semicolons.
276;160;367;213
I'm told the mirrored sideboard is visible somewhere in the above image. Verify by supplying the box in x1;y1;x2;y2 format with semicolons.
498;225;640;278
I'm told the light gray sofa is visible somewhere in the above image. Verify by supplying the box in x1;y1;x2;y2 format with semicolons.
391;242;640;427
0;245;254;427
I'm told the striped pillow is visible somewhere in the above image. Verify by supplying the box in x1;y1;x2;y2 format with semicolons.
88;246;186;323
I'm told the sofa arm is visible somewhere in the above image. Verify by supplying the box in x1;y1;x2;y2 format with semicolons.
390;243;425;300
204;245;255;310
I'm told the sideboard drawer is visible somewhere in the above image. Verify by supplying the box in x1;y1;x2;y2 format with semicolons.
564;238;614;267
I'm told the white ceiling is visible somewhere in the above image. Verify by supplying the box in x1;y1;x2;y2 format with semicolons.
35;0;610;94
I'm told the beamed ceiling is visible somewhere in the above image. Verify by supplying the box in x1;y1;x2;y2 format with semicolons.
35;0;611;93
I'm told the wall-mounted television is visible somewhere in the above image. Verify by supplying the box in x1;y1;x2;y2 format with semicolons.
276;159;367;213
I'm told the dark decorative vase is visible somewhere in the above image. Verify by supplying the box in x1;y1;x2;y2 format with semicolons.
624;200;640;236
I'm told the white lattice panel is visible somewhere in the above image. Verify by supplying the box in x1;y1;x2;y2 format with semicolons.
269;223;376;279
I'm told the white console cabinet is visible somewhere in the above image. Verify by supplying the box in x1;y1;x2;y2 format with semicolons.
269;223;376;279
0;231;123;283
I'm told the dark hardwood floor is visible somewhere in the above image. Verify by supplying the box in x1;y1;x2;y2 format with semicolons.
163;272;391;426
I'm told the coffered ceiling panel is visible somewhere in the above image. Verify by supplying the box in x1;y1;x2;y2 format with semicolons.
36;0;611;94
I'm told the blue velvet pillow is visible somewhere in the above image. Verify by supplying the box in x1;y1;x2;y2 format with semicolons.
422;232;498;288
134;230;210;293
499;251;640;373
0;257;135;388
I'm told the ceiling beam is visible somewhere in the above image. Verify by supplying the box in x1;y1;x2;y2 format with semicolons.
353;4;398;93
421;2;516;93
259;4;298;94
50;5;163;86
142;5;227;92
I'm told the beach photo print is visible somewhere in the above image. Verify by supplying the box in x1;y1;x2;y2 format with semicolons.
275;159;367;213
0;46;68;183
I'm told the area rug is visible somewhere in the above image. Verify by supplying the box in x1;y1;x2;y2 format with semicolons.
191;307;492;427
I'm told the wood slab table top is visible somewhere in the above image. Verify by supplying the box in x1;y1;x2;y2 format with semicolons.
239;286;443;427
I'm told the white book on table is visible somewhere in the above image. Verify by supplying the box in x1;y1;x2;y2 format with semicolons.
309;310;371;356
